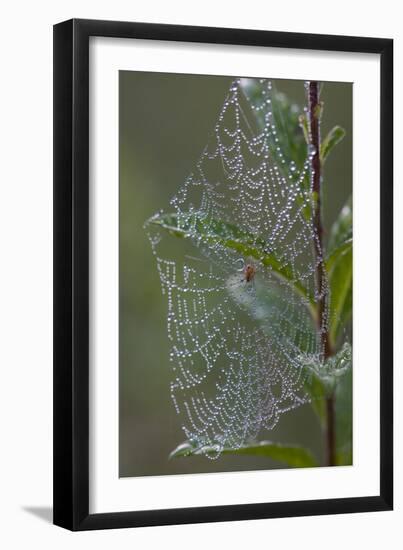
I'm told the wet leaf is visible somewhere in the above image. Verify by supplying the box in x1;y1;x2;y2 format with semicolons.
327;196;352;253
302;344;352;427
335;366;353;465
306;375;327;426
320;126;346;164
170;439;318;468
329;246;352;344
268;89;307;171
301;343;351;391
240;81;307;171
326;197;353;344
326;238;352;273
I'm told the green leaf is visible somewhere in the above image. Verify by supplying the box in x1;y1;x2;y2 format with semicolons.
302;344;352;429
306;375;327;426
262;89;312;212
326;238;352;273
148;211;314;308
301;343;351;392
327;196;352;254
169;439;318;468
326;197;353;343
240;81;314;223
299;114;309;144
335;366;353;465
320;126;346;164
268;90;307;171
240;80;307;172
329;245;352;344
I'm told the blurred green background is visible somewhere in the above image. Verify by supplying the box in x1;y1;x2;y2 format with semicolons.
119;71;352;478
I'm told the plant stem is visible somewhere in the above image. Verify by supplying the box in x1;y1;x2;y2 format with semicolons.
307;81;336;467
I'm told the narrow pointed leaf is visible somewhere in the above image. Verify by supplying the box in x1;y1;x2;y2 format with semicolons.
320;126;346;164
327;196;352;254
326;197;353;343
325;238;352;273
329;245;352;343
170;440;317;468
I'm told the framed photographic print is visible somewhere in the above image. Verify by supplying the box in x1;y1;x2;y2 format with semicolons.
53;19;393;530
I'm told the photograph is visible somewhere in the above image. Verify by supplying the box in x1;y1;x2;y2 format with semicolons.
0;2;396;544
119;72;353;478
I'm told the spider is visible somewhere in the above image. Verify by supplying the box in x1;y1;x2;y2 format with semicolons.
231;259;257;291
243;263;257;284
234;257;257;283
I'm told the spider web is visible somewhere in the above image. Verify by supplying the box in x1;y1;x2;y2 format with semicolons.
145;78;329;459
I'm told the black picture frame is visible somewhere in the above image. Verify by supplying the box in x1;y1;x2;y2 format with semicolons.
53;18;393;531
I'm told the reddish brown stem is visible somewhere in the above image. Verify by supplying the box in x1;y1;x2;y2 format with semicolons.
307;81;336;466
